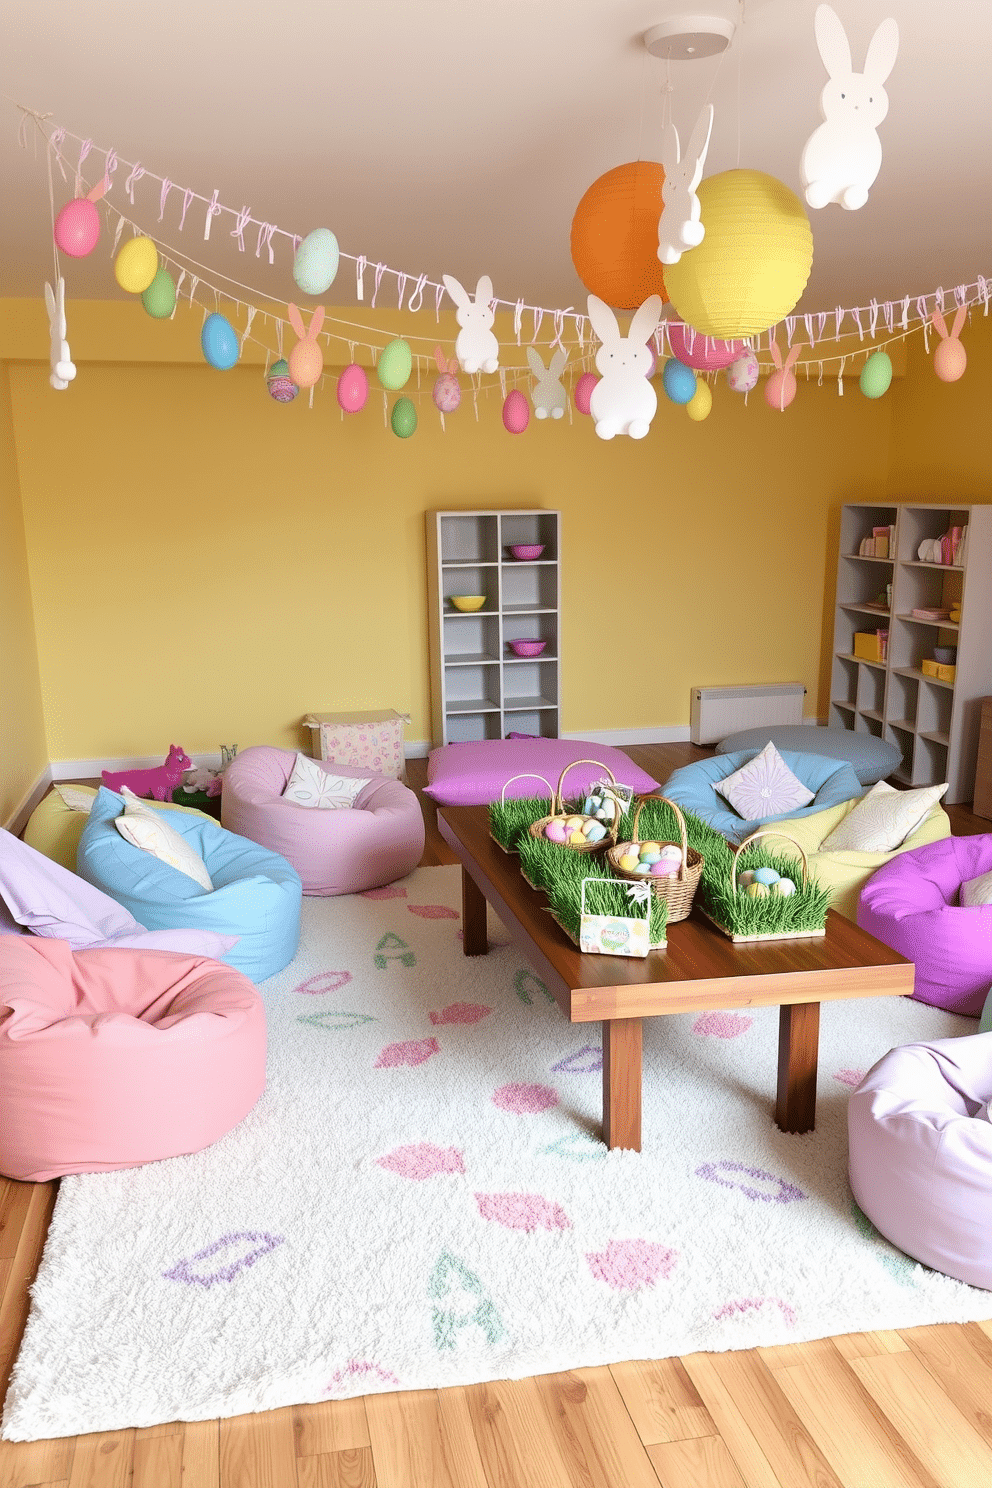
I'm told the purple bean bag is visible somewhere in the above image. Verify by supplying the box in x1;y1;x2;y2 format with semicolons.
858;835;992;1016
221;746;424;897
849;1036;992;1290
424;738;659;807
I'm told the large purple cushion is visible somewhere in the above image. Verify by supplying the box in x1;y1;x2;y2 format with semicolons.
849;1036;992;1290
858;835;992;1016
424;739;660;807
222;746;425;896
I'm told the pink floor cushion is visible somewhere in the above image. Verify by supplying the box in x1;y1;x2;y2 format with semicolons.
0;937;266;1182
221;745;425;896
849;1036;992;1290
424;738;660;807
857;835;992;1016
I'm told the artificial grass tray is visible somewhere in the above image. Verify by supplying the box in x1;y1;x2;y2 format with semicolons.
516;830;668;949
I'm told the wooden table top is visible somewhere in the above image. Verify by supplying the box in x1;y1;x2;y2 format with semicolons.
438;805;915;1023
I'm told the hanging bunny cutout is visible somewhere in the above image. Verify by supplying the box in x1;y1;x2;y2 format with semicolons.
287;303;325;389
764;340;804;411
800;4;899;211
587;294;663;440
45;278;76;391
931;308;967;382
657;105;714;266
527;346;569;419
441;274;500;374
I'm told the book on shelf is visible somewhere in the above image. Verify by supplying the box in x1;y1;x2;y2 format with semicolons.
912;607;950;620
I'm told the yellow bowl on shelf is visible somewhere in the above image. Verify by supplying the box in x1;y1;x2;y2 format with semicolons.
450;595;486;612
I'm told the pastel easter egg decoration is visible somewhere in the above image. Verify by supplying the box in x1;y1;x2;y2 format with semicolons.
686;378;713;421
266;358;298;402
337;363;368;413
932;308;967;383
293;228;339;296
570;161;669;309
54;176;109;258
114;235;159;294
771;877;797;896
287;303;325;389
390;396;417;438
663;170;814;339
726;347;759;393
432;347;461;414
377;338;413;391
574;371;598;415
662;357;697;405
746;881;770;898
753;867;781;885
667;322;744;371
141;267;176;320
201;312;240;370
502;388;530;434
764;340;804;411
859;349;893;399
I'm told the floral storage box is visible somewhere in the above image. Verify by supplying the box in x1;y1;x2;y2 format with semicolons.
304;710;410;780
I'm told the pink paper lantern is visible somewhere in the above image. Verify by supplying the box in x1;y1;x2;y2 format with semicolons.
574;372;598;415
502;389;530;434
667;322;745;371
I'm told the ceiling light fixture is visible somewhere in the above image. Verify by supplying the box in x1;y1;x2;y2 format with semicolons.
643;13;736;61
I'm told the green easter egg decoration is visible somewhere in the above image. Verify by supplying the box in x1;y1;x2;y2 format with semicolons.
390;396;418;438
141;267;177;319
860;350;893;399
377;338;413;390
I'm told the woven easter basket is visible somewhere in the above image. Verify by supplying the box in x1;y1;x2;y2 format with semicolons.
703;828;825;943
526;760;623;855
489;773;555;854
606;794;703;923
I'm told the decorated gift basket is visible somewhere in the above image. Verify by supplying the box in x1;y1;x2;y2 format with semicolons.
526;760;628;854
606;794;704;924
699;828;830;943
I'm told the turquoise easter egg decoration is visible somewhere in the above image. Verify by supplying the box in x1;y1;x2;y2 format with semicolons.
293;228;339;296
201;313;239;370
860;350;893;400
378;339;413;391
141;267;176;319
391;396;417;438
662;357;697;405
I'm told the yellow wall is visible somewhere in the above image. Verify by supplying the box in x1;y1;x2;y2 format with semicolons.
0;362;47;818
3;298;897;762
888;308;992;500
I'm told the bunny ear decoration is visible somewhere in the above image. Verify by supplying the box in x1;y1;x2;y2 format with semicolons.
309;307;325;338
549;348;569;377
931;312;949;339
628;296;664;347
863;15;899;84
287;303;306;338
434;346;447;373
952;306;968;339
813;4;852;77
783;344;804;372
661;120;681;174
586;295;620;346
475;275;493;307
683;105;715;191
769;340;784;369
86;175;111;204
442;274;468;309
526;346;546;377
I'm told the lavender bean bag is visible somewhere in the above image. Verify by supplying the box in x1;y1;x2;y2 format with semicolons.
222;746;424;896
849;1036;992;1290
858;835;992;1016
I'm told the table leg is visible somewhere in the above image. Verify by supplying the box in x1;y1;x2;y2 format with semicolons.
602;1018;643;1151
461;867;489;956
776;1002;820;1134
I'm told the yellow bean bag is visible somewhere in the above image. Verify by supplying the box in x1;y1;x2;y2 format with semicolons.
763;796;952;921
24;785;211;871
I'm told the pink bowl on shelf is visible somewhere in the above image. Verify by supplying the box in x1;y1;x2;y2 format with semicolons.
508;638;547;658
508;544;545;561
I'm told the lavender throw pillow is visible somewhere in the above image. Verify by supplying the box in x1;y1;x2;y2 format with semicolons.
714;741;815;821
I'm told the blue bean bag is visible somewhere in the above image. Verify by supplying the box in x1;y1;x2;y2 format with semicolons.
76;787;301;982
660;750;864;846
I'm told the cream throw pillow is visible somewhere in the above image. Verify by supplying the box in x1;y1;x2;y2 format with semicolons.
714;741;815;821
282;753;371;809
820;779;948;853
960;870;992;908
114;788;214;891
53;783;96;812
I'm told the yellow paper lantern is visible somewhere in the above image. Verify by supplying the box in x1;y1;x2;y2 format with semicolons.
570;161;669;310
686;379;713;422
114;236;159;294
663;170;813;339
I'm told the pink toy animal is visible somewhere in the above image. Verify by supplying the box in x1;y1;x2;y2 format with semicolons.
102;744;192;802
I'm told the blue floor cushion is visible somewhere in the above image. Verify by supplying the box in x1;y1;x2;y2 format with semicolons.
661;749;864;846
716;725;901;787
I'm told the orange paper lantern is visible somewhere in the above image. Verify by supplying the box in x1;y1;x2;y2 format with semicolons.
570;161;670;311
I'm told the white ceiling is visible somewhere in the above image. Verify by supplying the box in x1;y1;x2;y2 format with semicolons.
2;0;990;322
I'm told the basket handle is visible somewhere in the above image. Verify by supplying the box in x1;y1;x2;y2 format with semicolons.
632;794;690;878
498;773;554;808
731;828;810;897
554;759;619;807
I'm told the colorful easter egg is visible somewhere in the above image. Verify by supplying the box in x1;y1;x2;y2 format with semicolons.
574;371;598;415
618;854;639;872
738;869;756;887
726;347;759;393
746;882;770;898
433;371;461;414
54;198;100;257
753;867;780;886
201;313;239;370
390;396;417;438
378;338;412;390
114;235;158;294
771;877;797;896
266;358;298;402
662;357;696;405
860;350;893;399
337;363;369;413
650;860;676;876
503;388;530;434
545;820;568;842
293;228;339;296
141;267;176;319
686;379;713;422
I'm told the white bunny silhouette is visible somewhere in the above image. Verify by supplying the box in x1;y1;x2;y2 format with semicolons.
45;278;76;391
800;4;899;211
587;294;663;440
527;346;569;419
442;273;500;374
657;105;714;265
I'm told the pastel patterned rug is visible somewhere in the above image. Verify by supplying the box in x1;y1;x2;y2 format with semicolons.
5;864;992;1440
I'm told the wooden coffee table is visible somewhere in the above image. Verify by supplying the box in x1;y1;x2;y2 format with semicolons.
438;805;914;1151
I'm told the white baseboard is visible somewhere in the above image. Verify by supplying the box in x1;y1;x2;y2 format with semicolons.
50;752;225;780
3;764;54;836
562;726;692;745
404;740;431;759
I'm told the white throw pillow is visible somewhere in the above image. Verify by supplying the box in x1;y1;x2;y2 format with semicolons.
53;784;95;812
820;780;948;854
282;753;371;810
960;870;992;908
714;741;815;821
114;788;214;891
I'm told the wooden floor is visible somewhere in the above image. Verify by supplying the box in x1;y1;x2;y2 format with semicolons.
3;741;992;1488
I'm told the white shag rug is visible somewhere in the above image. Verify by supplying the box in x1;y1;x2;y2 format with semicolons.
5;864;992;1441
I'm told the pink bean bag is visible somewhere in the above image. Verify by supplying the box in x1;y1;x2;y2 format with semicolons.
858;834;992;1016
849;1036;992;1290
0;937;266;1182
221;745;425;896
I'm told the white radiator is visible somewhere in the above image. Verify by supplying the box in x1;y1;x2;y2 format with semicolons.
690;683;807;745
